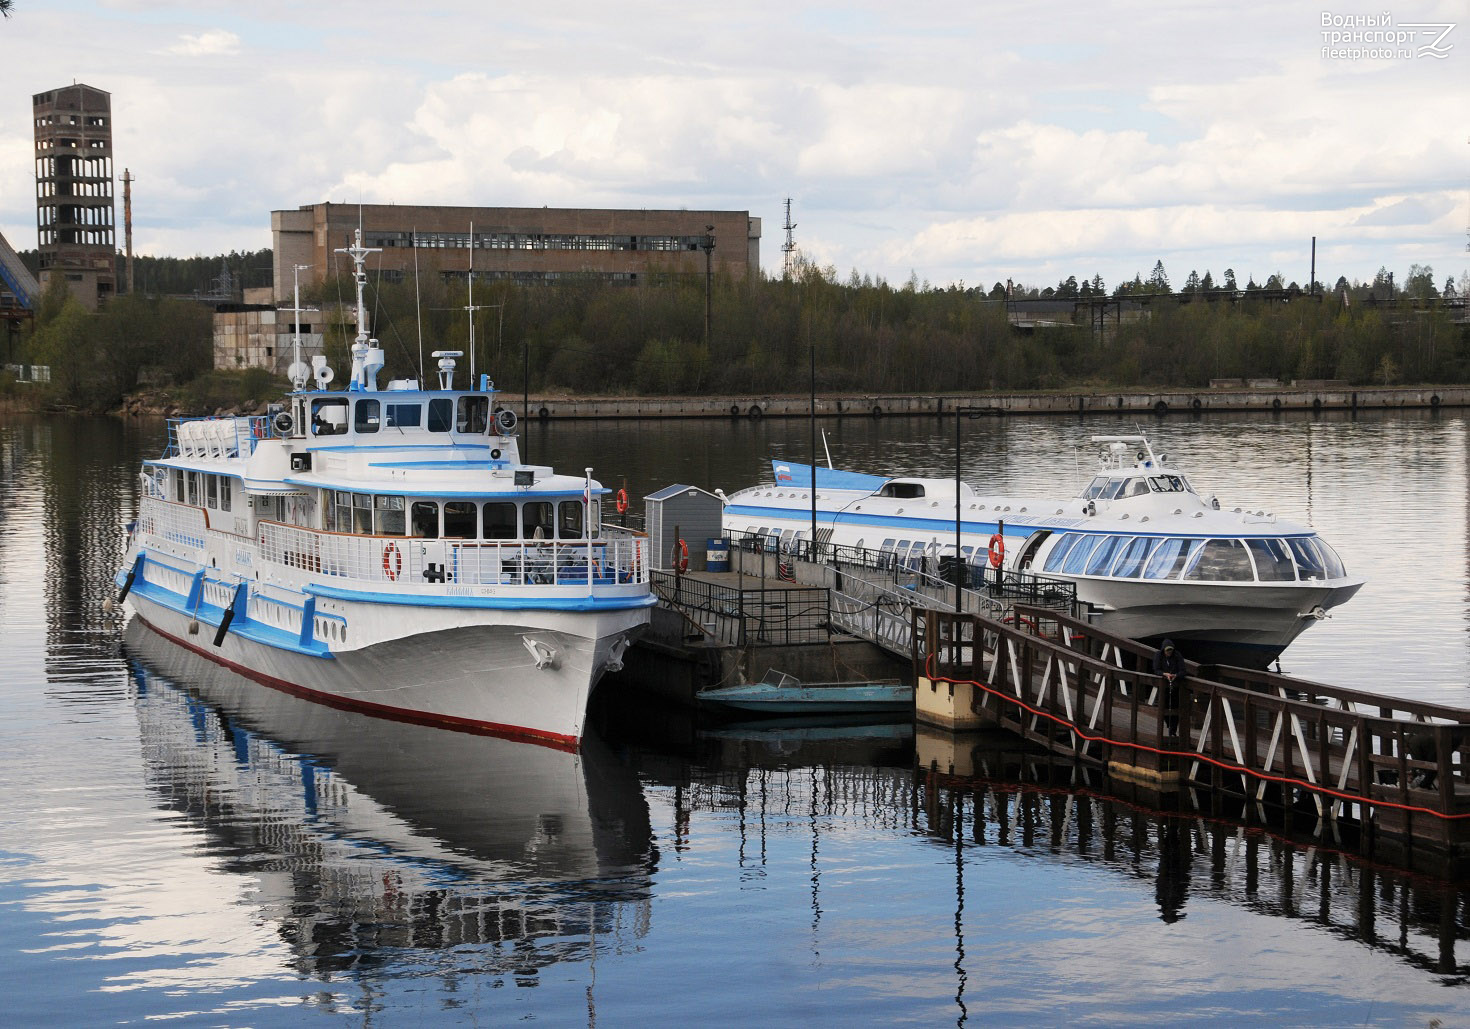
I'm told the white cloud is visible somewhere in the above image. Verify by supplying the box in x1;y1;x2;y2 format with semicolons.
163;29;241;57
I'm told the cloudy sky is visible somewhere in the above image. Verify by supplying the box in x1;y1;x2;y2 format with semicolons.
1;0;1464;292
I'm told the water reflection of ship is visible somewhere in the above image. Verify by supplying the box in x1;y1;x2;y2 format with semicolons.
919;732;1470;980
124;620;657;982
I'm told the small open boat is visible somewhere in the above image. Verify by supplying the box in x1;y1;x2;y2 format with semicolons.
697;670;912;716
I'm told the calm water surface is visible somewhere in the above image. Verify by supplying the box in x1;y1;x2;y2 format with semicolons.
1;410;1467;1025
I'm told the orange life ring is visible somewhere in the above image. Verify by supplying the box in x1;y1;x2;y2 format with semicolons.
675;538;690;574
382;541;402;581
987;533;1005;568
616;488;629;514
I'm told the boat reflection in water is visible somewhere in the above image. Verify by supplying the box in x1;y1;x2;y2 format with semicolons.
123;620;657;984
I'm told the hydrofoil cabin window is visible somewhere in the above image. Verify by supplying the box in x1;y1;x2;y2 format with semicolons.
878;482;925;499
1059;534;1103;575
1245;538;1295;581
354;399;380;434
1144;538;1203;580
427;399;453;433
374;495;406;536
1110;536;1157;578
311;398;348;436
386;403;422;429
1184;538;1254;581
483;502;517;539
457;396;489;433
412;502;439;539
443;502;477;539
523;501;554;540
1083;535;1128;576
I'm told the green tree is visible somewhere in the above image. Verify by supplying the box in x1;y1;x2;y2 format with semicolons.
1148;260;1170;294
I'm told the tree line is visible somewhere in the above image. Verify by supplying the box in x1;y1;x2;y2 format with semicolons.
5;250;1467;412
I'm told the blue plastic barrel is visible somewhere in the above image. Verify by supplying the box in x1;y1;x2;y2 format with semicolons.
706;537;730;572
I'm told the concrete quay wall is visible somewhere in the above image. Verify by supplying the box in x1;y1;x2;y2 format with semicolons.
518;386;1469;420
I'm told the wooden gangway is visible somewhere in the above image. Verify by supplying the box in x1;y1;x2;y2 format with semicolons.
913;605;1470;853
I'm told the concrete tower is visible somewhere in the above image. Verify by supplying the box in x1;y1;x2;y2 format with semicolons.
33;83;116;309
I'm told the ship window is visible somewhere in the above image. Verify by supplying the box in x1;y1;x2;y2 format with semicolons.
1060;534;1103;574
219;478;232;513
1142;538;1202;579
187;472;200;507
457;395;489;433
1083;535;1128;575
483;502;516;539
1123;478;1150;498
1082;477;1110;499
311;398;348;435
523;501;554;540
879;482;925;499
443;501;477;539
1111;536;1157;578
374;495;406;536
172;469;184;501
1099;478;1128;500
1246;538;1295;581
1184;538;1254;581
1288;537;1328;581
205;475;218;509
354;399;380;433
411;501;439;539
427;399;453;433
386;403;421;428
589;500;601;538
323;497;336;532
1316;538;1346;578
352;492;373;534
559;500;584;538
1042;533;1081;572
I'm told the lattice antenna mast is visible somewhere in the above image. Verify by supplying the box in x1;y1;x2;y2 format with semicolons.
782;197;798;280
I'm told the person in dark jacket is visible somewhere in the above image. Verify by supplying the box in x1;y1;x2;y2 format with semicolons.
1153;639;1186;736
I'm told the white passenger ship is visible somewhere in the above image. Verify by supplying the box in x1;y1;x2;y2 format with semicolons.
723;436;1364;667
115;233;653;749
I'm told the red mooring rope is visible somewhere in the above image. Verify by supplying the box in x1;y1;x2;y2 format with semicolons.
924;654;1470;822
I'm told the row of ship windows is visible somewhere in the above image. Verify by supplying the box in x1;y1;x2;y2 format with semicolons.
1041;532;1347;582
1080;473;1194;500
324;493;601;541
173;470;233;512
310;395;490;435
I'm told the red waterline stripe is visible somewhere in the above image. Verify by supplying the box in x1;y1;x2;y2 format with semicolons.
135;615;580;753
925;655;1470;822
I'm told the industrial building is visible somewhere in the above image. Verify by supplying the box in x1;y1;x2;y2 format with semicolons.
212;287;325;377
33;83;116;310
271;203;761;303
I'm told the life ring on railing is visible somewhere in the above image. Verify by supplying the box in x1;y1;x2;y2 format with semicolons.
675;538;690;574
987;533;1005;568
382;542;402;581
615;488;629;514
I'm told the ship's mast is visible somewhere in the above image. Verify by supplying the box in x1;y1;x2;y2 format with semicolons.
335;227;383;391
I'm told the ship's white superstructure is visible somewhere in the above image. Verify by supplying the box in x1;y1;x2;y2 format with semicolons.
722;436;1362;667
115;232;652;748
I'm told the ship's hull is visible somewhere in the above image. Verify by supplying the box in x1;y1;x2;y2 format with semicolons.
125;582;647;750
1075;578;1365;667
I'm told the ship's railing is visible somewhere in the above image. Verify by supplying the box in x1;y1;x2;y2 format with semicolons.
257;521;650;589
165;416;272;460
136;497;209;559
